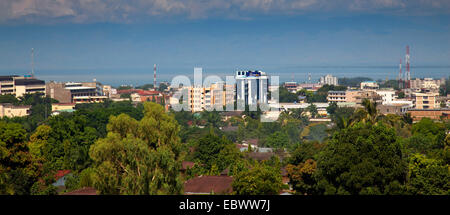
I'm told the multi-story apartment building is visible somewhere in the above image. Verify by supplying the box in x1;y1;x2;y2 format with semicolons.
0;75;46;97
102;85;113;98
184;83;235;112
320;74;338;86
413;92;439;109
376;89;396;105
327;91;347;103
235;70;268;107
283;82;298;93
360;81;379;90
328;90;380;104
410;78;445;91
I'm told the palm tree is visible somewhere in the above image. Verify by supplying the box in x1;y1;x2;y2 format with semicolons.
351;99;379;125
306;103;318;118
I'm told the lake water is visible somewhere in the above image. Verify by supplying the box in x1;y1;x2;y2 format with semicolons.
1;66;448;87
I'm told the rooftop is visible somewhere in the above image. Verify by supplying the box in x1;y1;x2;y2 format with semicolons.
62;187;98;195
14;79;45;86
65;86;96;90
184;175;233;194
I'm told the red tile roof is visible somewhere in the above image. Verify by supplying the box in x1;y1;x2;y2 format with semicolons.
137;90;159;96
184;176;233;194
62;187;98;195
55;170;71;180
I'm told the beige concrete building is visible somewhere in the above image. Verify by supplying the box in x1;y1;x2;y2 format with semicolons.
102;85;113;98
410;78;445;91
360;81;379;90
408;109;450;122
327;91;347;103
0;76;46;97
46;81;106;104
52;103;76;112
327;90;368;103
73;96;107;104
377;104;410;115
413;92;439;109
176;83;235;112
0;103;31;118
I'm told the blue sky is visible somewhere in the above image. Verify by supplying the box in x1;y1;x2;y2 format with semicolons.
0;0;449;74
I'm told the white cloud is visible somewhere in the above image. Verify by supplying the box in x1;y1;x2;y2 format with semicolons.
0;0;448;24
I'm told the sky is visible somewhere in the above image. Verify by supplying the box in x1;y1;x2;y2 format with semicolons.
0;0;449;76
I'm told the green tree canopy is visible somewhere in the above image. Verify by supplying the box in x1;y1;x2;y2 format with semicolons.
89;102;183;194
406;154;450;195
0;121;41;195
232;163;283;195
316;122;407;195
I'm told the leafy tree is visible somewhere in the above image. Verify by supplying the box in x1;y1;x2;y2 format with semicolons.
278;86;298;103
136;84;154;90
286;159;318;195
30;175;58;195
328;106;357;132
352;99;379;124
232;163;283;195
265;131;289;149
201;110;223;129
89;102;183;194
306;124;328;142
117;85;133;90
215;143;245;174
0;121;41;194
306;103;318;118
326;102;338;115
43;114;98;171
0;94;19;104
407;154;450;195
287;141;324;165
316;122;407;195
404;118;446;156
193;130;232;170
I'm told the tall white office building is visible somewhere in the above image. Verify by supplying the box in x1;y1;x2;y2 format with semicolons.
320;74;338;86
235;70;269;107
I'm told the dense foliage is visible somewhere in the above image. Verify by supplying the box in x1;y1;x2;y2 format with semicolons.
1;92;449;195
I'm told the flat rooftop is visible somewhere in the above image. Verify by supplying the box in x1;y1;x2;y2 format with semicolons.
65;86;96;90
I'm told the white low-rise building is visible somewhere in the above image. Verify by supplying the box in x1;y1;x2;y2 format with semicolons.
376;89;396;105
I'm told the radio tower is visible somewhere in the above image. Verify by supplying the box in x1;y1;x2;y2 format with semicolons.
31;48;35;77
153;64;157;89
405;45;411;88
398;59;403;89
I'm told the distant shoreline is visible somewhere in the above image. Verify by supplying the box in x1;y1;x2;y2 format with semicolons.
1;66;448;86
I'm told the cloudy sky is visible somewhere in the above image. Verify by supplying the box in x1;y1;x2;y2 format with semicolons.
0;0;449;72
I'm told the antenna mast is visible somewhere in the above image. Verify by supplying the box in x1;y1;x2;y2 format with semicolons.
405;45;410;88
398;59;402;89
153;64;157;89
31;48;35;77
